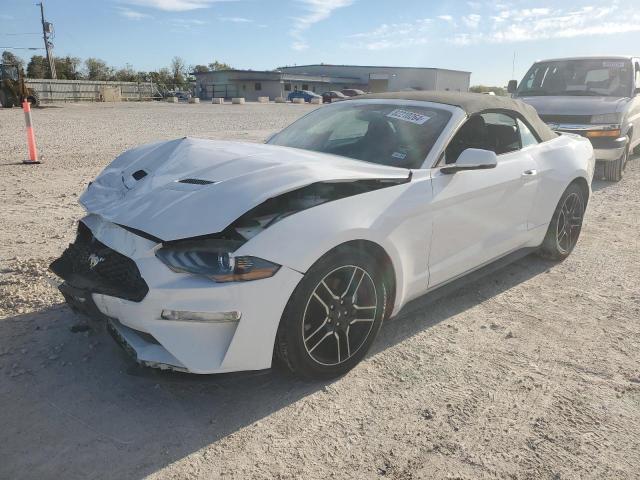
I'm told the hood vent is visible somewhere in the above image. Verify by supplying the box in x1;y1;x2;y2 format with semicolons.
132;170;148;181
178;178;215;185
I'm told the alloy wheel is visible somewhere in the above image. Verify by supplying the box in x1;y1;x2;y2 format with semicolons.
302;265;378;366
555;192;584;254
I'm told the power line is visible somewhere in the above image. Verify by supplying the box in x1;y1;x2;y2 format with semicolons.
0;33;42;36
0;47;44;50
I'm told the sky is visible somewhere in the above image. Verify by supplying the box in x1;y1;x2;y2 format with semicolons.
2;0;640;85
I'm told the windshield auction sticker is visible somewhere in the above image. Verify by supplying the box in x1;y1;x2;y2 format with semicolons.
386;109;431;125
602;61;626;68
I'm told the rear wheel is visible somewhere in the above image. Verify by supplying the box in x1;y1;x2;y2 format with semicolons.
538;183;586;261
275;248;387;379
602;143;628;182
26;90;40;107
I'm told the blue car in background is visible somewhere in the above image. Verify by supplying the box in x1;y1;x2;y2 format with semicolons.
287;90;321;102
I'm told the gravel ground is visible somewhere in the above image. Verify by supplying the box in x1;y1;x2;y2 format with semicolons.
0;102;639;480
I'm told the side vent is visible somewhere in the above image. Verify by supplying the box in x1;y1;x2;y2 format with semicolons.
178;178;215;185
132;170;147;180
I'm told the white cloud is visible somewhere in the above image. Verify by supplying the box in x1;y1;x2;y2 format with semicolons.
170;18;207;25
351;2;640;50
348;18;432;50
219;16;252;23
290;0;354;50
123;0;234;12
117;7;152;19
461;13;481;28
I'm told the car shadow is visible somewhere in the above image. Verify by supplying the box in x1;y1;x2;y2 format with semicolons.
0;251;553;480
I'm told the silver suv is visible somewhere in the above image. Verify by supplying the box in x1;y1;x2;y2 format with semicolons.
509;56;640;181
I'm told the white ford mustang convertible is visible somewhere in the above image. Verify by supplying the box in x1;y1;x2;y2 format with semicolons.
51;92;595;379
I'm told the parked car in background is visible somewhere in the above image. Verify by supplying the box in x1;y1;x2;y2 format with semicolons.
51;92;594;379
322;90;347;103
341;88;366;97
509;56;640;181
287;90;321;103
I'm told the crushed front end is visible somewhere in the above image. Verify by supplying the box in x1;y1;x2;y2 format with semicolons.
49;215;303;374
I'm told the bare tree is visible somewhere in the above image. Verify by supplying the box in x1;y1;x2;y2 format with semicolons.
170;56;186;88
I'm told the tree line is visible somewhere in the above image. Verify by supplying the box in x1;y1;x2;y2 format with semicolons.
1;51;230;89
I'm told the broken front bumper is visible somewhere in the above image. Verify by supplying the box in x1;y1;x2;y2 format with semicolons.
58;281;187;371
51;214;304;374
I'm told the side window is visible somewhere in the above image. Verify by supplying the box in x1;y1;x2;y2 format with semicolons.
482;113;521;155
444;112;521;164
517;118;539;148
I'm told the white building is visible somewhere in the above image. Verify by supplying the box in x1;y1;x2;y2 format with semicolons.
193;64;470;101
279;64;471;94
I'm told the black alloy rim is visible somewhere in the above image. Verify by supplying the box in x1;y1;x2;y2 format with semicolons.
302;265;378;366
556;192;584;254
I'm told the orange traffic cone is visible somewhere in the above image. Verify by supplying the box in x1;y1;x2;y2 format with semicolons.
22;100;41;164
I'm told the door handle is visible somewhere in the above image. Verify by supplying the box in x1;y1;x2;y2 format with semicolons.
522;169;537;176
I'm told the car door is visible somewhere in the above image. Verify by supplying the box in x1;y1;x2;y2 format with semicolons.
427;112;540;288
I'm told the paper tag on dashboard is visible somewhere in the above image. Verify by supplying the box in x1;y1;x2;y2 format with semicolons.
387;109;431;125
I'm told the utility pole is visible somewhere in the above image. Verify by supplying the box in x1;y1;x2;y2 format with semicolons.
37;2;56;79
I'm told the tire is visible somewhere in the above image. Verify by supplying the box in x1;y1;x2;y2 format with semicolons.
633;144;640;156
538;182;587;261
275;247;387;379
602;143;628;182
26;90;40;107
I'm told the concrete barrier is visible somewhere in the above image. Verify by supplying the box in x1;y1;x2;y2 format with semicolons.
292;98;305;104
212;98;224;104
275;97;286;103
167;96;178;103
188;97;200;104
232;97;245;105
257;96;269;103
310;97;322;105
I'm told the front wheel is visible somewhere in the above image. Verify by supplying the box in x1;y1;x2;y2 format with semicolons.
537;182;586;261
602;143;628;182
275;248;387;379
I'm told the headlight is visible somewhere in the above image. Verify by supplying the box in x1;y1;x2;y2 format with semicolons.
590;113;620;124
156;240;280;282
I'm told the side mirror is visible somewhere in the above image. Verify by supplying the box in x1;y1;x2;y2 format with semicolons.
441;148;498;174
507;80;518;94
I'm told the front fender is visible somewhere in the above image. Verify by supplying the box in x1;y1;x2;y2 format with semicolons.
528;134;594;230
235;174;435;314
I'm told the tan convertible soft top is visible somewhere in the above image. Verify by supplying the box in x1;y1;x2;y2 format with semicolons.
351;91;558;143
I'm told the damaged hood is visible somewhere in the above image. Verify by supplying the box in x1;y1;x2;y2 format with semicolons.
80;137;410;241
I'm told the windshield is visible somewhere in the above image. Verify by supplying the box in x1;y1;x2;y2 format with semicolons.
0;65;19;81
268;102;452;169
517;59;633;97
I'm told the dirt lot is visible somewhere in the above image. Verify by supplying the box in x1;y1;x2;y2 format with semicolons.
0;102;639;480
